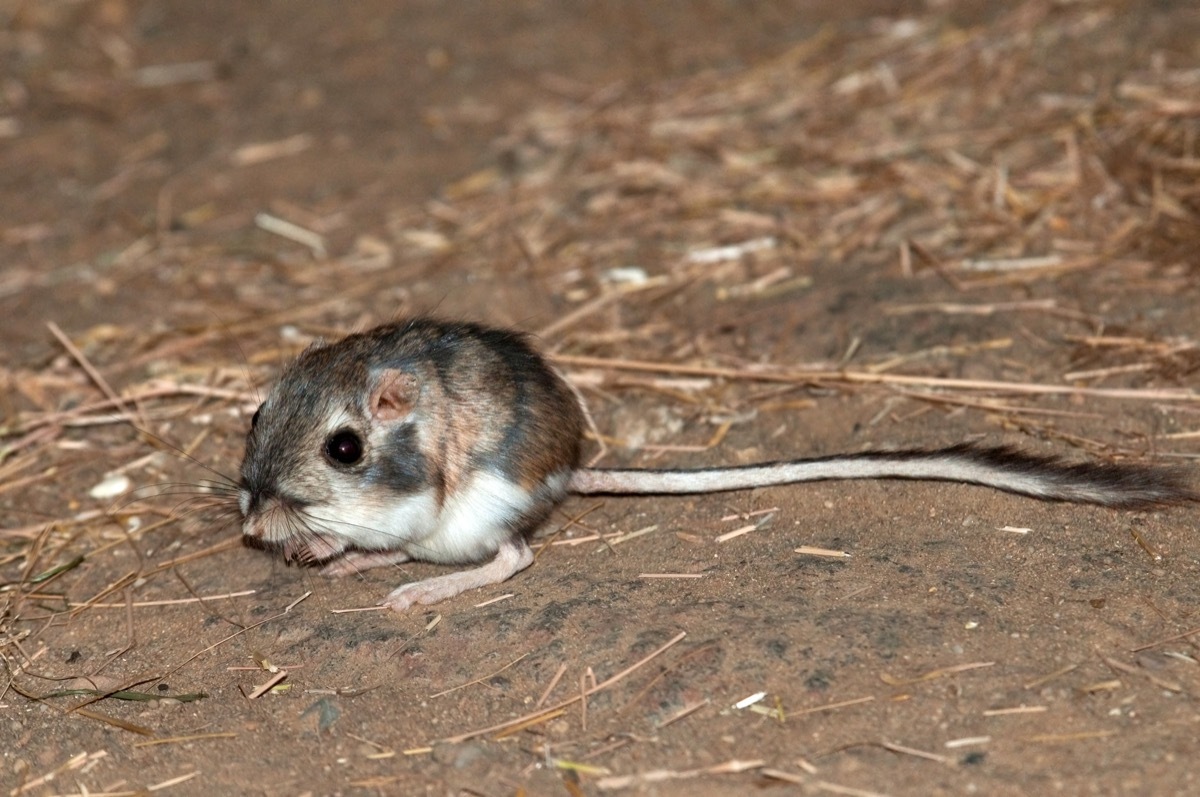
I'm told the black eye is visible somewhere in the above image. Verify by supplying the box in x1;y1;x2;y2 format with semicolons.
325;430;363;465
250;407;262;428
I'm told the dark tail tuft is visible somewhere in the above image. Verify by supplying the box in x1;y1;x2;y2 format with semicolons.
939;443;1198;509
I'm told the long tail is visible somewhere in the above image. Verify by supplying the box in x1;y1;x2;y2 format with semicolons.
567;444;1198;510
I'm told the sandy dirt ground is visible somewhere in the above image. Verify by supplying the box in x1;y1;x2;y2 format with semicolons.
2;2;1200;795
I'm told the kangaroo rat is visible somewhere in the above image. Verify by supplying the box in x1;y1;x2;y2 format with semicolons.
239;318;1197;612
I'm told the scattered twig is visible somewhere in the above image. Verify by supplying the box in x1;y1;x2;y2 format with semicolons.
45;321;144;430
430;652;530;698
795;546;851;559
759;770;891;797
596;758;765;791
1131;626;1200;653
554;355;1200;402
440;630;687;743
880;661;994;686
790;695;875;717
536;662;568;709
69;590;256;609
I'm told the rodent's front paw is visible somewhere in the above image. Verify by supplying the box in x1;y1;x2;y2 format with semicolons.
321;549;412;578
319;559;359;578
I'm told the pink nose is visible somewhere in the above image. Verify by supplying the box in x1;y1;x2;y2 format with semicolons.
242;516;266;540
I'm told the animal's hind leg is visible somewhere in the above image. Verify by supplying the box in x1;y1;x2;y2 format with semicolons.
380;537;534;612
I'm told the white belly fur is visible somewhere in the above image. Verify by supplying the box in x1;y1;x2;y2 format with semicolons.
403;471;534;564
311;488;440;553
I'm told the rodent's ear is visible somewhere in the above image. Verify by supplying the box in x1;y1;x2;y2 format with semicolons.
369;369;419;421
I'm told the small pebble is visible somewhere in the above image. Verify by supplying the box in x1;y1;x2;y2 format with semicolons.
89;473;131;499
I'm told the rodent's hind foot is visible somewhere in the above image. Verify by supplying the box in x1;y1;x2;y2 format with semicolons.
380;537;534;612
321;549;412;578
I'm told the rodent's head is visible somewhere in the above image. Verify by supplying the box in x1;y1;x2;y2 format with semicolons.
238;341;434;561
